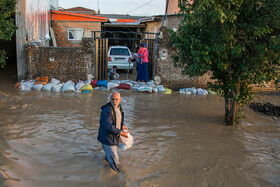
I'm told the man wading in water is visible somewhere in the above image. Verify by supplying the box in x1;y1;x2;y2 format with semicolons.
97;91;128;172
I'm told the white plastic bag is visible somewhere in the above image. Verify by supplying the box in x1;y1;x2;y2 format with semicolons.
119;132;134;150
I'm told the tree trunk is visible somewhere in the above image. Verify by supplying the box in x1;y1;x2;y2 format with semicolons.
224;96;239;126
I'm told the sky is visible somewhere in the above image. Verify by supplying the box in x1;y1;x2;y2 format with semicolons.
59;0;166;16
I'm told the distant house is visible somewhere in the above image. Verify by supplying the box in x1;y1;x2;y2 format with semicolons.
51;10;108;47
140;16;163;39
163;0;184;31
62;6;98;15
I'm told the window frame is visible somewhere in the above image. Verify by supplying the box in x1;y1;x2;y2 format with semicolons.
67;28;84;41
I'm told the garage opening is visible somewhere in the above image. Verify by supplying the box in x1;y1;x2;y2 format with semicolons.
92;31;158;81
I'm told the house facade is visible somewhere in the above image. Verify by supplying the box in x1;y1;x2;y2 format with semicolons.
51;10;108;47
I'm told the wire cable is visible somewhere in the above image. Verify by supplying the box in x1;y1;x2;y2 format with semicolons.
126;0;154;14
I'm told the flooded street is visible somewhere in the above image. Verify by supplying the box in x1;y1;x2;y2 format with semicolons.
0;76;279;186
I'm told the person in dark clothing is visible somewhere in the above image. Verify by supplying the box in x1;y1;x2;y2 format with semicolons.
97;91;128;171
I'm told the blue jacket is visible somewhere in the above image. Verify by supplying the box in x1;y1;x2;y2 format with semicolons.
97;102;124;146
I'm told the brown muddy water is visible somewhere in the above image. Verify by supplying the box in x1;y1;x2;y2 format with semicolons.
0;78;280;186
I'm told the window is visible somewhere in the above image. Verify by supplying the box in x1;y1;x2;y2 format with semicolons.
110;48;130;56
68;29;83;40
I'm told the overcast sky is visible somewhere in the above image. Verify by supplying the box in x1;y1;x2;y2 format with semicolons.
59;0;166;16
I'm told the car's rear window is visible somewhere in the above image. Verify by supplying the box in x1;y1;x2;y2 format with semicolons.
110;48;130;56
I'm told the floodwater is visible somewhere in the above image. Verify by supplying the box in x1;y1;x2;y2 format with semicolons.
0;70;280;186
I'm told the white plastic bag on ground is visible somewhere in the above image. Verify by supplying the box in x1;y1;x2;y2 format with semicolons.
62;80;75;92
119;131;134;150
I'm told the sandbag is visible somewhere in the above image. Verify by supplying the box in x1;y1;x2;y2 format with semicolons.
152;87;158;93
75;80;85;92
32;84;44;91
34;76;48;85
62;80;75;92
117;84;131;90
179;88;191;94
14;82;21;89
157;85;166;92
42;83;56;91
52;83;63;92
197;88;208;95
19;80;35;91
138;86;152;93
207;89;217;95
163;88;172;94
49;78;60;84
118;131;134;150
91;80;97;88
107;82;119;90
80;84;93;91
96;80;108;87
188;87;197;94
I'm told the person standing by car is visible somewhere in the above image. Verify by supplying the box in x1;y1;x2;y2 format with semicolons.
137;43;149;82
97;91;128;172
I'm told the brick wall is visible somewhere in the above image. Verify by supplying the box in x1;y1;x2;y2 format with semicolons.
166;0;181;15
156;26;279;92
52;21;101;47
25;38;94;83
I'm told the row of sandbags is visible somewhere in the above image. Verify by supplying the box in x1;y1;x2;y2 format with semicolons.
16;77;172;94
179;87;217;95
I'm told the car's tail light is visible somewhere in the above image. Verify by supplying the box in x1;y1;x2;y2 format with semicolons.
107;57;112;61
128;57;132;62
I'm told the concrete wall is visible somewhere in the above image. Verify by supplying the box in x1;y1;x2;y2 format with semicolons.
52;21;101;47
25;39;94;83
16;0;27;81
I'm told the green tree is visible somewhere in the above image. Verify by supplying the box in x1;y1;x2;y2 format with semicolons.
170;0;280;125
0;0;17;68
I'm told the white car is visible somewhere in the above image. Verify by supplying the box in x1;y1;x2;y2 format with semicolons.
107;46;134;73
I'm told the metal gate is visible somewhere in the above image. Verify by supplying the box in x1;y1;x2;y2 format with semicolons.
94;39;108;80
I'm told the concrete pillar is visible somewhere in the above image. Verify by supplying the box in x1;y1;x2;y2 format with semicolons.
15;0;27;81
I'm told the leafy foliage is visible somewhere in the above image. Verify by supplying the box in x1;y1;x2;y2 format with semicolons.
0;0;17;67
170;0;280;125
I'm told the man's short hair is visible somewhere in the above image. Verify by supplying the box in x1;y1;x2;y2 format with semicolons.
113;65;117;69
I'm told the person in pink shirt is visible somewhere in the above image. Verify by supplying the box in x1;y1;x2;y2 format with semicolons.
137;43;149;82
